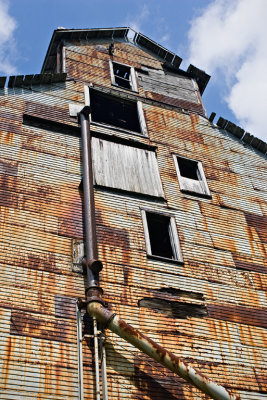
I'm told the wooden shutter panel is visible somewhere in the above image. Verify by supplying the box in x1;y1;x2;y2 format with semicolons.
92;138;164;197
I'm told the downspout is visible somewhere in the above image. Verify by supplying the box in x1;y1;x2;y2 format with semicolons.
78;107;240;400
79;106;103;291
79;106;103;400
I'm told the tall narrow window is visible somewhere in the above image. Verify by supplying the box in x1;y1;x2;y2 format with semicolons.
141;210;183;262
110;61;138;91
174;155;211;197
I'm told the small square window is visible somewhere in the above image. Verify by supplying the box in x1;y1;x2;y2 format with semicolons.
174;155;211;197
141;210;183;262
110;61;138;91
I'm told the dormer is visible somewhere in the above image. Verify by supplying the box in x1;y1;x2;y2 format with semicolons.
41;27;210;117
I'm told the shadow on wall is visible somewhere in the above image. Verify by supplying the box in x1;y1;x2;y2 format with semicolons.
106;342;187;400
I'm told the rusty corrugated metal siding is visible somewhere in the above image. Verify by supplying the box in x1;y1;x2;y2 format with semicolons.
0;35;266;400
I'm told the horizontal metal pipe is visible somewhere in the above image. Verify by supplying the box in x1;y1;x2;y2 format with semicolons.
87;302;240;400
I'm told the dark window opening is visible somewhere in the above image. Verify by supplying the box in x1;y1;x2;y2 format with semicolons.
90;90;141;133
146;212;175;259
177;157;199;180
113;62;131;89
138;298;208;319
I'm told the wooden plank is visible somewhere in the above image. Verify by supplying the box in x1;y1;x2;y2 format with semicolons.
92;137;164;197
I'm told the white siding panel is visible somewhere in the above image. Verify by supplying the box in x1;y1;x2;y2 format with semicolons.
92;138;164;197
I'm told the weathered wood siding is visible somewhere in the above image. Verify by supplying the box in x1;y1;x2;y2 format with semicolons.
92;137;164;197
137;66;200;106
0;36;266;400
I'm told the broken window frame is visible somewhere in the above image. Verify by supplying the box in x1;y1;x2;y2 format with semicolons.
85;86;147;136
141;209;183;263
109;60;138;92
173;154;211;197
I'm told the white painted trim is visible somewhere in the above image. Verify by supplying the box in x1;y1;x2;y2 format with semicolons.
169;217;183;262
84;85;93;123
110;60;138;92
109;60;116;86
62;46;66;73
130;66;138;92
141;209;152;255
141;208;183;262
137;101;147;136
173;154;211;197
84;85;90;106
197;161;211;196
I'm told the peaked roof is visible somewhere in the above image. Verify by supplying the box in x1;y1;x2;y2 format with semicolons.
41;27;210;94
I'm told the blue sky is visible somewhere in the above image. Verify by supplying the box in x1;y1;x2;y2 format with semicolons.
1;0;266;142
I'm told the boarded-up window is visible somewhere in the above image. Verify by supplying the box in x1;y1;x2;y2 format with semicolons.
92;138;164;197
173;155;211;197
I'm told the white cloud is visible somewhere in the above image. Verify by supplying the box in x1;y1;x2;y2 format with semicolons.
125;5;170;46
187;0;267;142
0;0;17;75
125;4;150;33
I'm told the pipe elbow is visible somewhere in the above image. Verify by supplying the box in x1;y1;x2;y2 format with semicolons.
87;301;115;328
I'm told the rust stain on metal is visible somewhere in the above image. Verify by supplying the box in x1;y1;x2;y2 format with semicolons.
245;212;267;244
58;195;83;238
10;311;72;342
208;303;267;328
232;253;267;275
145;91;206;116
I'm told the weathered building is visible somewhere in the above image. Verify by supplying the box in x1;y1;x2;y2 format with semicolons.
0;27;266;400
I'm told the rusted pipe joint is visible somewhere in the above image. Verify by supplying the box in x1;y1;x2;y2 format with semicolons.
85;286;104;298
82;257;103;274
77;297;88;310
77;295;107;311
87;301;116;329
89;258;103;273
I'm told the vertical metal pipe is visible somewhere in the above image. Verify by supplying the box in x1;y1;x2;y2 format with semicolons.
80;109;99;288
93;317;101;400
76;304;84;400
100;335;109;400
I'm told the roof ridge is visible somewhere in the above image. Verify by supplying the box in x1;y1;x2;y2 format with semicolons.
209;113;267;156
